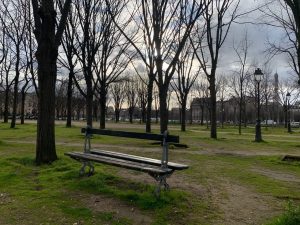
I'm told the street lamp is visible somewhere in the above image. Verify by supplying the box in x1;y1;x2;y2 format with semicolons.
254;68;263;142
286;92;291;133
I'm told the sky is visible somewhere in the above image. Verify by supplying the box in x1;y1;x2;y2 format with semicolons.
219;0;294;80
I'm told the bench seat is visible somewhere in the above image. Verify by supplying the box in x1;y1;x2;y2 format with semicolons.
65;152;173;175
89;149;189;170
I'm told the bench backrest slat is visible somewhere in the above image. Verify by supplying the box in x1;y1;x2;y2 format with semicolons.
81;128;179;143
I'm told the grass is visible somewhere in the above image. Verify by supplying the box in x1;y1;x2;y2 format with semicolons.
266;201;300;225
0;121;300;224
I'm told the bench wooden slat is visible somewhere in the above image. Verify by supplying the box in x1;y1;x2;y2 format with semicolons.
90;149;189;170
81;128;179;143
65;152;173;175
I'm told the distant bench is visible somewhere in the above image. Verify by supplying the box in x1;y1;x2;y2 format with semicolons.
65;127;189;196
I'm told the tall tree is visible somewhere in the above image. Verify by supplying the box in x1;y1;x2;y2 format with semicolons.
171;41;200;131
59;2;79;128
192;0;240;138
72;0;102;127
107;0;207;133
231;32;251;134
111;81;126;123
262;0;299;81
31;0;72;164
93;0;131;129
0;0;27;129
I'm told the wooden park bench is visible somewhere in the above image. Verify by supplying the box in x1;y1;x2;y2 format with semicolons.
65;127;189;196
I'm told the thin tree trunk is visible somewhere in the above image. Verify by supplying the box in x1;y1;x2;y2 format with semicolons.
99;86;106;129
4;89;9;123
21;91;26;124
10;54;20;129
181;99;187;131
210;81;217;138
159;87;168;133
66;71;73;127
146;76;154;132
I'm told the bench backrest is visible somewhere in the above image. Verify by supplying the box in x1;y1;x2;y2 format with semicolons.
81;128;179;143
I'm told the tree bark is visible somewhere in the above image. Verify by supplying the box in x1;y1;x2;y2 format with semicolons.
181;99;187;132
20;91;26;124
4;88;9;123
145;77;154;132
99;85;106;129
209;78;217;139
33;0;71;164
66;71;73;127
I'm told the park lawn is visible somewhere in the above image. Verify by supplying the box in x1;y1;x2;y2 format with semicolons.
0;121;300;225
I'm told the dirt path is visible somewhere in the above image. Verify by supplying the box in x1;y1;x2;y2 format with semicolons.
210;181;282;225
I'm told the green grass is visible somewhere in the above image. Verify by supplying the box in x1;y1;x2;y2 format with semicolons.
1;121;300;224
266;201;300;225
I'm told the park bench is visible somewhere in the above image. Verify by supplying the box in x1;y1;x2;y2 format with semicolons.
65;127;189;196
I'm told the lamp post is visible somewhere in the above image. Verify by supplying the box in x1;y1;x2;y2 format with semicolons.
286;92;291;133
254;68;263;142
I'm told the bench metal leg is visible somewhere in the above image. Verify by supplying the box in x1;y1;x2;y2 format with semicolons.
149;172;173;197
79;161;94;176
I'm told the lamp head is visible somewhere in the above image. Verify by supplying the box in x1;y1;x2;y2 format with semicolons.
254;68;263;82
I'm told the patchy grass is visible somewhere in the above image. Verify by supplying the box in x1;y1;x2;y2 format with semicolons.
0;121;300;224
266;201;300;225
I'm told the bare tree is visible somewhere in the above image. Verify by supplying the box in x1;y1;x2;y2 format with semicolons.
107;0;207;133
262;0;299;81
192;0;241;138
72;0;102;127
0;0;28;129
1;48;14;123
230;32;252;134
125;78;138;123
137;77;148;123
171;41;200;131
111;81;126;123
93;0;131;129
216;75;228;128
194;80;210;126
31;0;72;164
59;2;79;128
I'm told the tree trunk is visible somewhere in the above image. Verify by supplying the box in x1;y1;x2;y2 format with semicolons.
4;88;9;123
99;85;106;129
181;99;187;131
238;96;242;135
159;87;168;133
35;1;60;164
36;57;58;164
21;91;26;124
146;76;154;132
10;52;20;129
115;110;120;123
86;77;93;127
209;81;217;139
66;71;73;127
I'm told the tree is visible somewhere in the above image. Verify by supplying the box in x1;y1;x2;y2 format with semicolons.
107;0;207;133
216;75;228;128
111;81;125;122
59;2;79;128
93;0;131;129
192;0;241;138
262;0;299;81
171;41;200;131
1;48;14;123
31;0;72;164
0;0;28;129
230;32;252;134
125;78;138;123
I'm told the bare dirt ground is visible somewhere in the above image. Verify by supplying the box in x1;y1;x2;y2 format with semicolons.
77;192;153;225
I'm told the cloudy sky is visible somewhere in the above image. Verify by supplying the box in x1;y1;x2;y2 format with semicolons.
219;0;293;79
